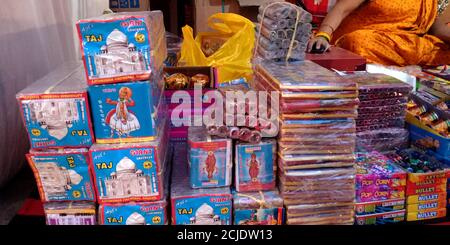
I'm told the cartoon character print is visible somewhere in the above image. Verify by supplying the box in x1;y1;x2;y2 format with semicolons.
204;151;217;180
247;153;260;182
105;87;141;137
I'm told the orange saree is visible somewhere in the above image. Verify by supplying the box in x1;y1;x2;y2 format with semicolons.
333;0;450;66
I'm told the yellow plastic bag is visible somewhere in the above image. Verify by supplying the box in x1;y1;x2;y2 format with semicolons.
179;13;255;84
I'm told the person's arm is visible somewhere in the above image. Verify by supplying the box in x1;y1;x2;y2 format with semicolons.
430;7;450;43
307;0;366;52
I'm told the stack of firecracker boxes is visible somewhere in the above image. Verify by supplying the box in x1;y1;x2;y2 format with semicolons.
17;10;170;225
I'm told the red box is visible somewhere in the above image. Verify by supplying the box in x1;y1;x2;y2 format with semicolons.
306;47;366;71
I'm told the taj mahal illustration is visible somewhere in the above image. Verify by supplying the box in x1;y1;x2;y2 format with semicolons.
101;157;153;198
126;212;146;225
189;203;223;225
28;99;81;140
87;29;148;77
35;162;83;199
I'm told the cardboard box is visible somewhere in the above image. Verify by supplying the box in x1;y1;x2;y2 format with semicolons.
406;208;447;221
110;0;150;12
26;149;96;202
354;199;405;216
355;210;406;225
16;63;94;149
305;47;367;71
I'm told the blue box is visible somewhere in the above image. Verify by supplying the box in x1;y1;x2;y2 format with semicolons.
235;140;276;192
188;127;232;188
17;63;94;148
408;123;450;165
77;11;165;85
99;201;167;225
170;151;232;225
26;149;95;202
89;130;169;203
88;80;164;144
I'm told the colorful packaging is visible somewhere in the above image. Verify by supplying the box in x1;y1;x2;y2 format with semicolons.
26;149;95;202
408;123;450;164
286;203;355;225
88;80;165;144
16;62;94;148
355;199;405;216
233;190;284;225
406;192;448;204
406;199;447;213
356;186;405;203
355;210;405;225
170;148;232;225
355;151;407;189
89;126;168;203
406;183;447;195
406;208;447;221
44;202;96;225
77;11;167;85
187;127;232;188
235;140;276;192
99;201;167;225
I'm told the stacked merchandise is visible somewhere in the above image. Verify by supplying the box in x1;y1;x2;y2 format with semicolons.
163;66;216;144
388;149;449;222
253;60;358;225
406;82;449;165
255;1;312;61
350;73;412;152
17;62;97;225
354;151;407;225
170;141;232;225
214;82;283;225
76;11;169;225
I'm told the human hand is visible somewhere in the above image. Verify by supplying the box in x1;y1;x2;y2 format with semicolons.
307;36;331;53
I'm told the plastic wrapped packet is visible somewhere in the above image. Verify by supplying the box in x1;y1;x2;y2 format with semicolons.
258;2;312;23
233;190;284;225
255;2;312;62
188;126;232;188
355;199;405;216
359;97;408;108
254;61;358;93
280;118;356;129
99;201;168;225
279;153;356;167
358;104;406;114
77;11;167;85
170;150;232;225
16;62;94;149
351;73;413;96
281;110;358;120
279;167;356;205
356;128;409;152
88;79;166;144
355;151;407;190
355;210;405;225
356;186;406;202
280;99;359;113
89;121;169;203
235;140;277;192
356;117;405;128
44;202;96;225
26;148;95;202
286;202;355;225
165;32;182;67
